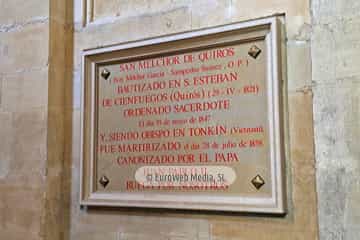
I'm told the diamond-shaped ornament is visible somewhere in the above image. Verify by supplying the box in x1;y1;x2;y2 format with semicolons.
101;68;111;80
99;175;110;188
248;45;262;59
251;175;265;190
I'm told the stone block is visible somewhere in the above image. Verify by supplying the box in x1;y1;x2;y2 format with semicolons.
287;41;312;91
319;226;345;240
48;67;65;108
3;206;42;233
312;0;360;24
74;232;119;240
70;208;210;240
11;109;47;175
0;228;40;240
50;0;70;25
1;69;48;112
334;18;360;80
316;167;350;239
0;22;49;73
311;24;337;83
73;0;83;24
49;20;67;68
0;0;49;25
72;70;81;109
345;199;360;229
191;0;232;29
288;91;318;211
0;184;43;238
69;113;81;215
0;111;13;178
345;228;360;240
68;109;81;168
312;17;360;83
117;232;167;240
158;217;210;239
313;83;360;170
0;75;2;107
93;0;191;22
288;91;315;164
231;0;311;40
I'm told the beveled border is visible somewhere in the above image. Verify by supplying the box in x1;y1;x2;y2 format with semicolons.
80;16;286;214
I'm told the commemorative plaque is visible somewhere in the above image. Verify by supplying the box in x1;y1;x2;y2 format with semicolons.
81;17;286;213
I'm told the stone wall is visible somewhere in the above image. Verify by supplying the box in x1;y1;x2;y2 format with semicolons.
0;0;49;239
312;0;360;239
